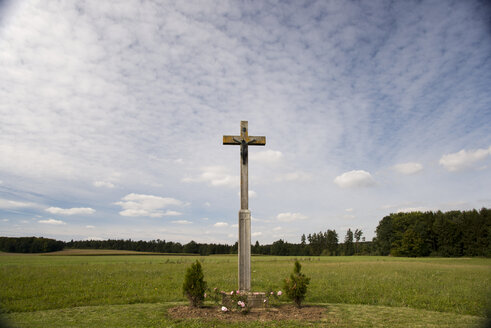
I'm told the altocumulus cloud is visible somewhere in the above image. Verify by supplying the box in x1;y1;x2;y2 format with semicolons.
45;207;95;215
93;181;115;188
251;150;283;165
334;170;375;188
439;146;491;172
182;166;238;188
172;220;191;225
0;198;38;209
115;193;185;218
38;218;66;225
275;171;312;182
0;0;489;243
276;212;307;222
392;162;423;175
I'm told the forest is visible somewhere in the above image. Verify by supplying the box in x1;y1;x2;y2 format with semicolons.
0;236;64;253
375;207;490;257
1;208;489;257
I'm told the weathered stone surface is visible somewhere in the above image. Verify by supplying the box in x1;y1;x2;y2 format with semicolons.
238;209;251;291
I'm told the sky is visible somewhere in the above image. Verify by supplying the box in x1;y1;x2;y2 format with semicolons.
0;0;490;245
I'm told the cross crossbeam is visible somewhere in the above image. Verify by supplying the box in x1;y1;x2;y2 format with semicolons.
223;121;266;209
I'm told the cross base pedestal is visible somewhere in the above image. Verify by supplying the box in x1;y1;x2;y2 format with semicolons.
222;292;267;308
238;209;251;291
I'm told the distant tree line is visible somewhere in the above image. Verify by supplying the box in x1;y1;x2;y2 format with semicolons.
2;208;488;257
65;239;232;256
249;228;375;256
374;208;490;257
0;237;64;253
62;229;374;257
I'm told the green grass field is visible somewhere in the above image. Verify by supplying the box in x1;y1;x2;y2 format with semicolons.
0;252;489;327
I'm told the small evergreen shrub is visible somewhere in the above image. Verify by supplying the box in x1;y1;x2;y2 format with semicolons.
182;260;207;307
283;260;310;308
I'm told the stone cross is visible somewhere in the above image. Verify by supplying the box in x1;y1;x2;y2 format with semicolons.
223;121;265;291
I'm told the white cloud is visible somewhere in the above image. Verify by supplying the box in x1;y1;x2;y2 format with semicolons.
115;193;185;218
2;219;9;222
0;199;38;209
118;209;156;217
276;171;312;182
45;207;95;215
0;144;77;179
182;166;238;188
276;212;307;222
251;150;283;165
0;1;488;245
38;218;65;225
119;209;182;218
345;208;353;212
396;207;430;213
93;181;115;188
273;226;282;231
214;222;228;227
251;232;262;237
334;170;375;188
172;220;191;225
392;162;423;175
163;211;183;217
439;146;491;171
86;225;95;229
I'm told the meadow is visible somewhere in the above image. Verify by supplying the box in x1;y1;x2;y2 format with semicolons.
0;252;489;327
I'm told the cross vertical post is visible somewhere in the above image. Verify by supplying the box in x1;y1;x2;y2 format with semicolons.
223;121;266;291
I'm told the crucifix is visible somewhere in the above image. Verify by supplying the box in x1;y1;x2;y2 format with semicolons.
223;121;266;291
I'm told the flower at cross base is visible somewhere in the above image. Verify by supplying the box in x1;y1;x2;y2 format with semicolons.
230;291;234;295
221;306;228;312
204;293;207;298
277;291;282;296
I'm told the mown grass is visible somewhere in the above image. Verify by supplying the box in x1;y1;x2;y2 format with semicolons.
0;254;490;327
3;303;485;328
